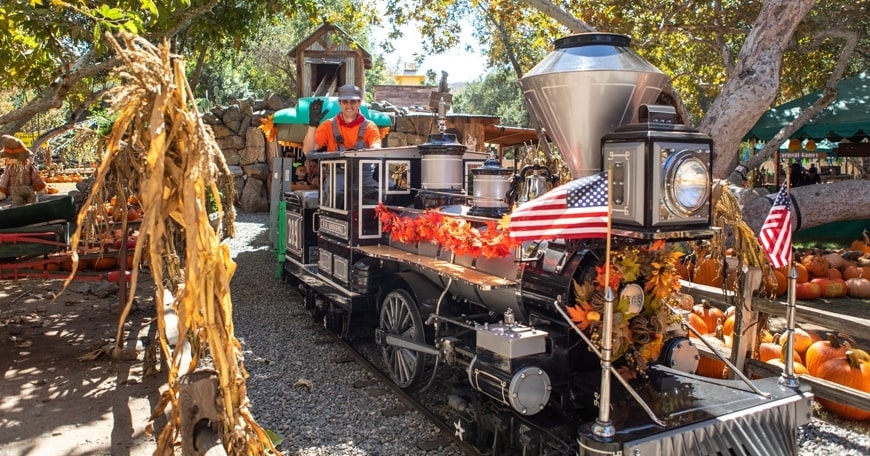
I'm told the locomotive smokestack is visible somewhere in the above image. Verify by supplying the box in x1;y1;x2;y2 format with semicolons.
517;33;670;179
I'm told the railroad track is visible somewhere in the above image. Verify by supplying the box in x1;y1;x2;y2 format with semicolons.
317;327;484;456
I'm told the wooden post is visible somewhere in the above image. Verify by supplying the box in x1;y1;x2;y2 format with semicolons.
729;266;761;377
178;370;225;456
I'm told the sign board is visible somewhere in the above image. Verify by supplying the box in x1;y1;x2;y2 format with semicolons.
780;151;826;159
836;142;870;157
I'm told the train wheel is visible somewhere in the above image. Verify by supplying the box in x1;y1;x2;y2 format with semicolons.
379;289;425;389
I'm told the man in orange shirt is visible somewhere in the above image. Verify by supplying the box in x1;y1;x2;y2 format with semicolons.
302;84;381;154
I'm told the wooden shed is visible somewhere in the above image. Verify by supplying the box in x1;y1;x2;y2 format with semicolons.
288;23;372;99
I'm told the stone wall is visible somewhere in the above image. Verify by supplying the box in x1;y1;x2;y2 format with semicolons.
201;93;291;213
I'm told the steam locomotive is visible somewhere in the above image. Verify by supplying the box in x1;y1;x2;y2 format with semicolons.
280;33;812;455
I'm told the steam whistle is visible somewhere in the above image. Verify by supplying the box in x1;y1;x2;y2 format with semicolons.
437;97;447;133
509;161;558;205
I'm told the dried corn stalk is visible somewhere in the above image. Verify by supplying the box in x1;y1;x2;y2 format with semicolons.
711;181;771;292
67;32;273;455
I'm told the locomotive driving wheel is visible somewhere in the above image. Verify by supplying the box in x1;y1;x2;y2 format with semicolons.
379;289;425;389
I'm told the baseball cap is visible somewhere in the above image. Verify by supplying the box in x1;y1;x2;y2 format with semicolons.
337;84;362;101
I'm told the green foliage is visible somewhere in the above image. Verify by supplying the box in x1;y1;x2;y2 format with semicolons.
453;67;528;126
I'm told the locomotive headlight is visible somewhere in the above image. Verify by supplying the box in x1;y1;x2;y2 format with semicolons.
601;108;714;240
665;153;709;216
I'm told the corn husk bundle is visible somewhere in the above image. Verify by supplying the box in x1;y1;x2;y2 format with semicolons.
65;32;274;455
711;181;768;272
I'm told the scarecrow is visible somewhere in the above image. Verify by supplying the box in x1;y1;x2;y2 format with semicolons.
0;135;46;206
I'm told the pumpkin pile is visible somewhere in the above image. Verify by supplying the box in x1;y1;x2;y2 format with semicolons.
761;329;870;422
677;239;870;301
43;172;86;183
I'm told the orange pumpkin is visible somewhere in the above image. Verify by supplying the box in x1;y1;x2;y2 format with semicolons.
762;269;788;297
758;341;784;362
92;256;117;271
693;258;723;287
686;312;708;335
843;265;870;280
805;334;851;376
722;314;736;337
815;350;870;421
850;239;870;254
826;268;843;280
785;327;816;357
801;254;830;278
795;281;821;300
767;358;809;376
674;259;691;281
693;300;724;335
695;321;731;379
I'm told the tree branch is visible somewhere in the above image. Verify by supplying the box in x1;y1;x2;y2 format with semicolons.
726;29;857;186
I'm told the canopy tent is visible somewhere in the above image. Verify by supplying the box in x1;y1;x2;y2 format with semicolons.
744;73;870;142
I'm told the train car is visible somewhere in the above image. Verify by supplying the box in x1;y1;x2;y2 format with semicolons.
281;32;812;455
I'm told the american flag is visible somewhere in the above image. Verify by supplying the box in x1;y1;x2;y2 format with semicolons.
758;182;793;269
509;171;609;242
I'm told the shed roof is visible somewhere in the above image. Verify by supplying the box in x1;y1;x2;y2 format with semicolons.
288;22;372;69
745;73;870;142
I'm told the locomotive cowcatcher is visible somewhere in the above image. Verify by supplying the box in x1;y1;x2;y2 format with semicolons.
280;33;812;455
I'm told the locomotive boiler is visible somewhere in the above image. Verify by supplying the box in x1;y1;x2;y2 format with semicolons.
281;32;812;455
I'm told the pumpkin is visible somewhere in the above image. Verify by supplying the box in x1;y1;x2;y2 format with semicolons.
811;278;848;299
815;350;870;421
674;259;691;281
686;312;708;335
802;254;830;278
826;268;843;280
722;314;736;337
693;300;724;335
794;263;809;283
846;277;870;299
693;257;724;287
759;335;803;365
850;239;870;254
695;320;731;379
767;358;809;376
758;341;784;362
92;256;117;271
843;265;870;280
824;253;846;271
805;333;851;376
788;327;817;357
795;281;821;300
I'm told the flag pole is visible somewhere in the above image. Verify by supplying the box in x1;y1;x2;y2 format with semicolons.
780;168;800;388
592;166;616;439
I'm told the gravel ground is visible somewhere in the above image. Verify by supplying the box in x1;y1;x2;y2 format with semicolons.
225;211;870;456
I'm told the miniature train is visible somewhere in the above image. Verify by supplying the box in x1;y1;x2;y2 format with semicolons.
279;33;812;455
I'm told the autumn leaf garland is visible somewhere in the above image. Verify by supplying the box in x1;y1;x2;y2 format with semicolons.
374;203;517;258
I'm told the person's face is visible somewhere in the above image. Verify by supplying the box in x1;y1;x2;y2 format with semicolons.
339;99;361;119
306;160;318;175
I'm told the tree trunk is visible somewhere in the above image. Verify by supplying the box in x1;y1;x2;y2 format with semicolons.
741;180;870;233
700;0;816;179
